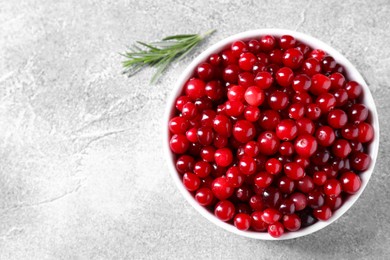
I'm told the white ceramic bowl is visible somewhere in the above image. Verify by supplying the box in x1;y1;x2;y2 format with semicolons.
163;29;379;240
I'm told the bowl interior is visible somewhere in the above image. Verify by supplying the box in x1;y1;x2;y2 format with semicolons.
163;29;379;240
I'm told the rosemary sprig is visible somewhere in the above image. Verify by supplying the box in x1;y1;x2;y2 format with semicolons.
122;29;216;84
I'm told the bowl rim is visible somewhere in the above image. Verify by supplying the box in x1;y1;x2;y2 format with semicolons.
163;29;380;240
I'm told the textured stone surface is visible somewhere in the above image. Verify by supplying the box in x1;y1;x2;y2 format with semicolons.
0;0;389;259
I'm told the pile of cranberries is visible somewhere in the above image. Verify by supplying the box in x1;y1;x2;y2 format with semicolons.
168;34;374;238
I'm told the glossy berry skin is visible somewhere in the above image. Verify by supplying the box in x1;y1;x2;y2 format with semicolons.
323;179;342;198
234;213;251;231
265;158;282;175
302;58;321;76
345;81;362;99
195;188;214;206
244;86;265;106
278;176;296;194
259;110;281;130
279;141;294;156
340;171;361;194
258;131;280;155
261;208;282;224
357;122;374;143
313;205;332;221
315;126;335;147
330;72;346;89
289;103;305;120
194;161;212;178
254;172;273;188
251;212;268;231
310;74;331;95
305;104;321;120
260;35;276;51
268;222;284;238
176;155;195;174
197;126;214;146
263;187;282;208
284;162;305;180
170;134;189;154
185;78;206;100
325;195;342;210
214;148;233;167
211;177;234;200
213;114;232;137
276;119;298;141
332;139;352;158
255;71;274;89
196;63;214;81
283;214;301;231
307;191;325;209
280;35;296;49
268;91;289;110
294;134;318;158
290;192;308;211
233;120;256;143
225;166;244;188
350;151;371;171
239;52;257;71
276;67;294;87
316;93;336;113
244;106;261;122
292;74;311;92
328;109;348;129
348;104;368;124
249;195;264;211
239;155;257;175
183;173;201;191
214;200;235;221
313;171;327;186
283;48;304;69
279;199;296;215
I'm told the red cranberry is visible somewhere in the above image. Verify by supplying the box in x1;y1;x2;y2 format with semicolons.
213;114;232;137
209;53;222;66
227;85;246;102
345;81;362;99
283;48;304;69
258;131;280;155
330;72;346;89
278;176;296;194
341;124;359;140
238;72;255;87
357;122;374;143
197;126;214;146
182;172;200;191
293;91;312;105
325;195;342;210
254;172;273;188
248;39;261;53
214;200;235;221
276;119;298;141
279;199;296;215
309;49;326;61
214;148;233;167
263;187;282;208
265;158;282;175
234;213;251;231
261;208;282;224
255;71;274;89
328;109;348;129
276;67;294;87
196;63;214;81
244;86;265;106
268;90;289;110
279;35;296;50
233;120;256;143
195;188;214;206
170;134;189;154
268;222;284;238
251;211;268;231
340;171;361;194
321;56;337;73
249;195;264;211
211;177;234;200
259;110;281;130
288;103;305;120
302;58;321;76
260;35;276;51
313;205;332;220
223;64;240;83
323;179;342;197
239;52;257;71
313;171;327;186
307;190;325;209
244;106;261;122
333;88;349;107
231;41;248;56
310;74;331;95
239;155;257;175
225;100;245;117
284;162;305;180
290;192;308;211
283;214;301;231
194;161;212;178
279;141;294;156
348;104;368;124
294;134;318;157
316;93;336;113
292;74;311;92
332;139;351;158
350;151;371;171
315;126;335;147
244;141;260;157
269;49;283;65
182;102;198;119
185;78;206;100
225;166;244;188
176;155;195;174
235;185;253;201
297;176;315;193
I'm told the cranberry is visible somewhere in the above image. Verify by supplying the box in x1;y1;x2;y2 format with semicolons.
276;67;294;87
259;110;281;130
223;64;240;83
233;120;256;143
258;131;280;155
293;91;312;105
248;39;261;53
239;52;257;71
279;141;294;156
323;179;342;197
348;104;368;124
225;100;245;117
307;190;325;209
234;213;251;231
345;81;362;99
251;211;268;231
263;187;282;208
249;194;264;211
265;158;282;175
288;103;305;120
357;122;374;143
244;86;265;106
292;74;311;92
283;214;301;231
235;185;253;201
298;210;317;227
268;222;284;238
294;134;318;157
278;176;296;194
325;195;342;210
268;91;289;110
255;71;274;89
244;106;261;122
313;205;332;220
279;199;296;215
269;49;283;65
195;188;214;206
330;72;346;89
238;72;255;87
321;56;337;73
182;102;198;119
239;155;257;175
340;171;361;194
333;88;349;107
194;161;212;178
309;49;326;61
260;35;276;51
276;119;298;141
231;41;248;57
261;208;282;224
283;48;304;69
211;177;234;200
225;166;244;188
227;85;246;102
170;134;189;154
328;109;348;129
315;126;335;147
297;176;315;193
350;151;371;171
296;43;311;56
303;58;321;76
196;63;214;81
332;139;352;158
341;124;359;140
209;53;222;66
279;35;296;50
182;172;200;191
290;192;308;211
185;78;206;100
316;93;336;113
254;172;273;188
310;74;331;95
214;200;235;221
284;162;305;180
197;126;214;146
313;171;327;186
213;114;232;137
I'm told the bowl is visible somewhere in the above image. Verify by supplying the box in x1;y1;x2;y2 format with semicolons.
163;29;379;240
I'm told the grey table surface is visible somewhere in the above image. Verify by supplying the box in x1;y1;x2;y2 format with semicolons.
1;0;390;259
